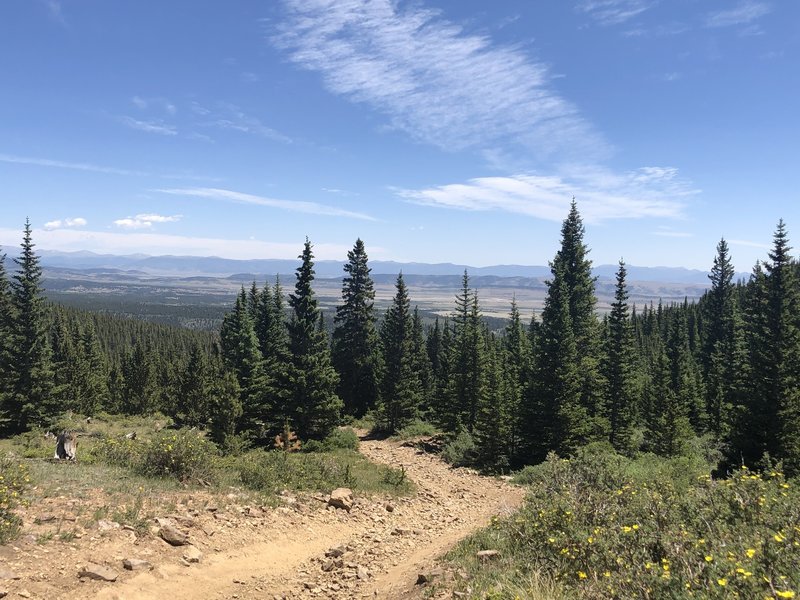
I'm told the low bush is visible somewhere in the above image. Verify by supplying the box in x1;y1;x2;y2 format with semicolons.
448;447;800;599
237;448;413;496
393;419;439;439
136;430;217;482
303;428;360;453
88;430;217;483
0;456;29;543
441;430;477;467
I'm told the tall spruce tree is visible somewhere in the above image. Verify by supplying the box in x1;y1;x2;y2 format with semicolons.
447;272;484;431
379;273;422;432
532;262;586;458
503;298;530;467
762;221;800;474
287;240;342;440
220;289;270;440
603;260;639;455
7;220;54;432
332;239;382;418
702;239;741;439
0;251;14;428
411;307;434;415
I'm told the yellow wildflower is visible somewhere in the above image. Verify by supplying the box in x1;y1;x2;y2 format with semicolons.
578;571;587;579
718;578;727;587
746;548;756;558
776;592;795;599
705;555;714;562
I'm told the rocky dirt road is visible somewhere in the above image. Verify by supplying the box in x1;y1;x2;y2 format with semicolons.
0;436;523;600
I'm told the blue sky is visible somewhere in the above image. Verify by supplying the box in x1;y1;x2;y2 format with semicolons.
0;0;797;271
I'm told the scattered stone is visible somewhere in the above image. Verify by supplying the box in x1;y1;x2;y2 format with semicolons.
122;558;152;571
205;505;219;513
0;590;6;599
416;568;444;585
0;570;19;581
384;502;394;513
79;562;119;582
35;514;56;523
325;546;345;558
476;549;500;561
159;523;189;546
97;519;120;532
328;488;353;512
356;566;369;580
183;545;203;563
17;591;30;599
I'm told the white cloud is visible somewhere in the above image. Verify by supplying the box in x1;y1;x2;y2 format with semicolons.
396;165;697;223
0;227;369;261
155;187;376;221
120;116;177;136
576;1;656;26
43;217;87;231
113;213;182;230
651;230;692;238
705;1;771;28
273;0;605;157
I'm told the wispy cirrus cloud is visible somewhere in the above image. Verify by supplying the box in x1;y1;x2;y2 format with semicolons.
705;1;771;28
132;96;177;115
576;0;656;26
729;238;770;250
43;217;87;231
155;187;376;221
120;116;177;136
0;152;219;182
652;226;692;238
206;104;292;143
396;165;697;224
113;213;182;230
272;0;605;157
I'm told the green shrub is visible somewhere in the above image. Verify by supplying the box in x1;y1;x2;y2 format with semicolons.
237;448;414;496
394;419;438;439
136;430;217;482
441;430;477;467
304;428;359;453
0;456;29;543
86;435;141;467
451;449;800;600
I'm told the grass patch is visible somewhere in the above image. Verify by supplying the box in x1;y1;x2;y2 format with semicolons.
443;446;800;599
0;456;29;543
391;419;440;440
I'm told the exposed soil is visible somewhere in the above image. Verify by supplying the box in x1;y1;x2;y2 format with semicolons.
0;435;523;599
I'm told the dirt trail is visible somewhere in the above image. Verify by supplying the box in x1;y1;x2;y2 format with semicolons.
2;436;523;600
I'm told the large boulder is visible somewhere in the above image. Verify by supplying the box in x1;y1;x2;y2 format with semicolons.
79;563;119;582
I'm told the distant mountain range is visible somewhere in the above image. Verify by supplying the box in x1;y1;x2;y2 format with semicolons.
36;249;749;285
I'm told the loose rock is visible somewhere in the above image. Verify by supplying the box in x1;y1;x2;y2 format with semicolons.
183;545;203;563
159;523;189;546
79;562;119;582
476;549;500;561
328;488;353;512
122;558;153;571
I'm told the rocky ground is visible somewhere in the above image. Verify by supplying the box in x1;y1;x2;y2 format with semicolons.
0;436;523;600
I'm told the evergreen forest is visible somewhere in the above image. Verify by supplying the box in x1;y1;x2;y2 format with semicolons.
2;203;800;478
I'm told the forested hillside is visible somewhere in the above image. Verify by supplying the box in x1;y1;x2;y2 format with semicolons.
2;203;800;478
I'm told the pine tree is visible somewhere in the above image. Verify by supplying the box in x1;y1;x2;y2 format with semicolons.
410;307;434;415
448;272;484;431
533;262;586;458
287;240;342;440
603;260;639;455
172;343;212;428
6;220;55;432
120;342;156;414
646;342;693;456
220;289;271;440
666;303;705;433
332;239;382;418
0;251;14;428
209;367;243;452
702;239;740;439
474;336;510;471
763;221;800;474
379;273;422;432
503;298;531;467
